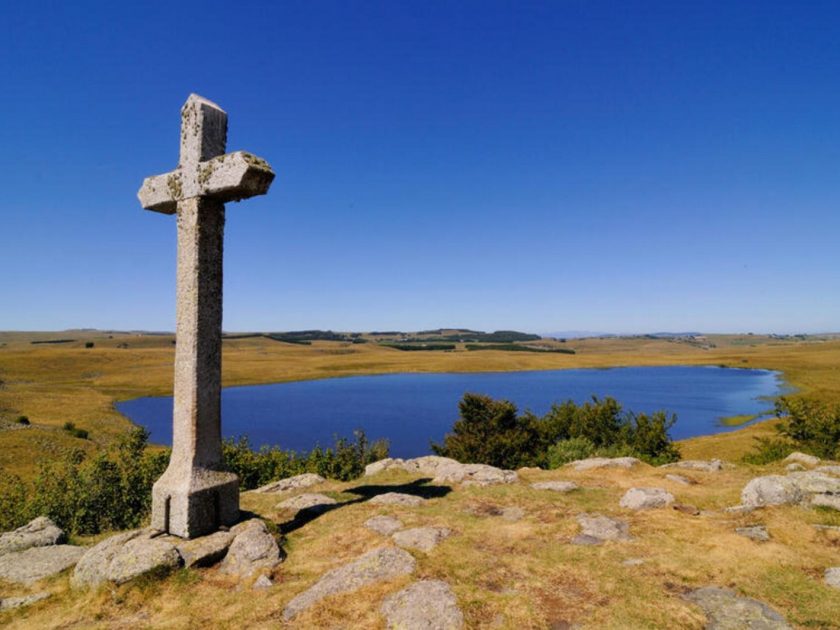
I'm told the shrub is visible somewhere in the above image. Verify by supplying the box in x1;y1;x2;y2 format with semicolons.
16;415;30;425
743;437;796;465
85;342;94;349
0;472;31;531
774;397;840;459
544;437;597;467
63;422;89;440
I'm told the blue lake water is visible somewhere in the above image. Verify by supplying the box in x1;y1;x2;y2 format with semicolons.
116;366;785;458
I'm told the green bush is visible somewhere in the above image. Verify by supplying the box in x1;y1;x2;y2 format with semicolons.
775;397;840;459
544;437;598;467
62;422;89;440
16;415;30;425
743;437;796;465
0;472;31;531
85;342;95;349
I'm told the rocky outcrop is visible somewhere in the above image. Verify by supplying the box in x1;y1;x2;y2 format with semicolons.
108;538;181;585
283;547;416;620
173;530;233;568
684;587;790;629
569;457;640;471
0;591;51;611
0;544;84;585
741;471;840;508
369;492;426;507
219;519;283;578
253;473;325;494
0;517;66;556
573;514;631;545
380;580;464;629
661;459;724;472
619;487;675;510
365;456;518;486
365;516;404;536
72;530;148;589
531;480;578;492
392;527;451;552
784;452;819;467
365;458;406;476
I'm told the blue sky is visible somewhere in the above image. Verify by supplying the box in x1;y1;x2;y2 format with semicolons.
2;1;839;334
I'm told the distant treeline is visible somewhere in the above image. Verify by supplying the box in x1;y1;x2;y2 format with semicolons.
382;343;456;351
223;331;367;345
30;339;76;345
413;330;541;343
465;344;575;354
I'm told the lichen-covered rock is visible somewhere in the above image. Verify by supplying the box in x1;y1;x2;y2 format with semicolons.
662;459;724;472
369;492;426;507
825;567;840;589
276;493;337;514
108;538;181;585
365;458;406;476
401;456;461;476
569;457;640;471
283;547;416;620
365;515;404;536
219;519;283;578
811;494;840;511
684;586;790;629
786;463;805;472
531;481;578;492
619;487;675;510
0;544;84;585
71;530;147;589
432;462;518;487
741;475;803;507
784;452;820;467
0;517;66;556
254;473;325;494
380;580;464;629
392;527;452;552
815;465;840;477
0;591;51;611
574;514;631;544
173;530;234;568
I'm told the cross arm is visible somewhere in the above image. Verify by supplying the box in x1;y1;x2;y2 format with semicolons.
138;151;276;214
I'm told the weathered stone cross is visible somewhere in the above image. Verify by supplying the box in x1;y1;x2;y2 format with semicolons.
138;94;275;538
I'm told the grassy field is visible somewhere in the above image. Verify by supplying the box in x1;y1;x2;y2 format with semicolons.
2;330;840;478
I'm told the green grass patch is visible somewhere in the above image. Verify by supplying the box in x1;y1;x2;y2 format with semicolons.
719;414;757;427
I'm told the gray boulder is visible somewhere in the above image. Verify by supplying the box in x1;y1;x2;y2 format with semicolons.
662;459;724;472
401;456;461;476
531;481;578;492
173;530;234;568
283;546;416;620
365;515;404;536
620;487;675;510
811;494;840;511
0;591;51;611
276;493;337;514
815;465;840;476
72;530;147;589
786;463;805;472
825;567;840;589
784;452;819;467
108;538;181;585
253;574;273;590
219;519;283;578
380;580;464;629
787;471;840;494
741;475;803;507
574;514;631;544
0;517;65;556
392;527;452;552
432;462;518;487
254;473;325;494
569;457;640;471
370;492;426;507
365;458;406;476
684;586;790;629
0;544;84;585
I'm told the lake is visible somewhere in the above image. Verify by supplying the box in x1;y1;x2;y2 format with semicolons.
116;366;785;458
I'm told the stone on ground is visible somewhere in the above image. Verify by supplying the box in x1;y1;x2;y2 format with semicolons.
620;487;675;510
393;527;452;552
0;544;84;585
370;492;426;507
365;515;404;536
71;530;148;589
380;580;464;629
365;458;406;476
788;471;840;494
574;514;631;544
0;517;66;556
282;546;416;620
684;586;790;629
173;530;234;568
784;452;820;467
433;462;518;486
569;457;640;471
219;519;283;578
0;591;51;611
786;463;805;472
811;494;840;510
531;481;578;492
401;456;461;476
108;537;181;585
665;474;697;486
825;567;840;589
816;465;840;476
735;525;770;542
662;459;724;472
276;493;337;514
254;473;325;494
741;475;803;507
253;574;273;590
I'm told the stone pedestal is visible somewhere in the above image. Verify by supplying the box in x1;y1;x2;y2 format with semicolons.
151;468;239;539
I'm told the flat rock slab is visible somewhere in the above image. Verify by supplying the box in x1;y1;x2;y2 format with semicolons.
531;481;578;492
72;530;147;589
219;519;283;578
0;544;84;585
393;527;452;552
815;465;840;477
825;567;840;589
432;462;518;487
569;457;640;471
684;586;790;629
662;459;724;472
365;515;404;536
173;530;234;568
736;525;770;542
276;493;337;514
380;580;464;629
108;538;181;585
369;492;426;507
811;493;840;511
740;472;840;508
575;514;631;544
0;517;66;556
620;487;675;510
665;474;697;486
365;458;407;476
0;591;51;611
254;473;325;494
283;546;416;620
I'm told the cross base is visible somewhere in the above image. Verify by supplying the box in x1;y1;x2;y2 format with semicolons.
151;467;239;539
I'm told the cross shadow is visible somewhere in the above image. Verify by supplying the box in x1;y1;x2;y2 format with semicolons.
276;478;453;534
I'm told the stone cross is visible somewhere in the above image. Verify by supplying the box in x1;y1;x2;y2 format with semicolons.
138;94;275;538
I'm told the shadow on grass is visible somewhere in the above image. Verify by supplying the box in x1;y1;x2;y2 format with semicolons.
277;478;453;534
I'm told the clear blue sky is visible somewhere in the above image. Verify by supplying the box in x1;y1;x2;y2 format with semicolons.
2;1;839;334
